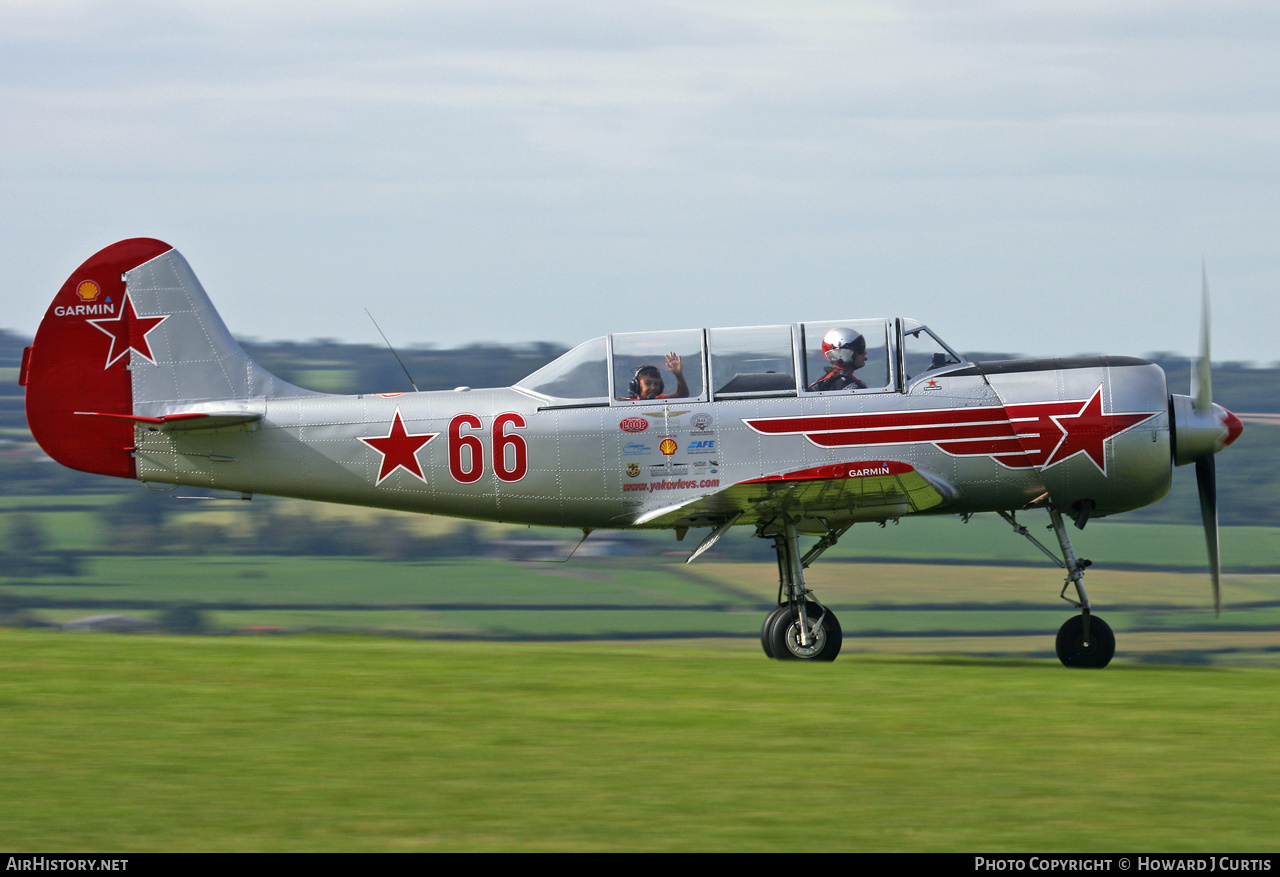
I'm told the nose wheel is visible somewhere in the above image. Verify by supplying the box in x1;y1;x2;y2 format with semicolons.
1000;507;1121;668
1056;614;1115;668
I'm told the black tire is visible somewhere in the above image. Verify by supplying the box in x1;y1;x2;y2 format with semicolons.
767;600;842;662
1056;614;1115;668
760;604;792;658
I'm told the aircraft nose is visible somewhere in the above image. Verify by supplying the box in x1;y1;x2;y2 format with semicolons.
1171;394;1243;466
1217;405;1244;452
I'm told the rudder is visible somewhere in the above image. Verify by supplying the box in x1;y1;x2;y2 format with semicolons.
23;239;173;478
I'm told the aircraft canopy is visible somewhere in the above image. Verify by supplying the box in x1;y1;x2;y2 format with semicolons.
514;318;966;404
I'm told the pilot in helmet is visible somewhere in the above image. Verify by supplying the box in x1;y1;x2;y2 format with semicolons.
808;328;868;391
626;352;690;400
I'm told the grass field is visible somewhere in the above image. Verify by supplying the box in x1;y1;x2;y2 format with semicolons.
1;630;1277;852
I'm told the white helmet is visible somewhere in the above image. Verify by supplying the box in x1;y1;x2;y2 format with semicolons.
821;328;866;366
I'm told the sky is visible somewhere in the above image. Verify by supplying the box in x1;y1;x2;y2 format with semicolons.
3;0;1278;363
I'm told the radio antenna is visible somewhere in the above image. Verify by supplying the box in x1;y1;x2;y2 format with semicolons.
365;308;420;393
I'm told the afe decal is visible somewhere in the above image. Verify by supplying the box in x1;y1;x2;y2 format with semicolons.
743;386;1159;475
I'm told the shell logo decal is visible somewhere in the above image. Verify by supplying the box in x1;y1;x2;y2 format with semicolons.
659;438;677;456
76;280;102;302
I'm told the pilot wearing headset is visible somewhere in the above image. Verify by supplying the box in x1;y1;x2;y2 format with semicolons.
625;352;690;400
808;327;868;391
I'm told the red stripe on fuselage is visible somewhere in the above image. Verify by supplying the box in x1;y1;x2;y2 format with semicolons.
744;404;1016;435
743;391;1158;473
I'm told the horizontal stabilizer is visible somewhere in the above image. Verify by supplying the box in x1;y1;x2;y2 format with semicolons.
74;410;263;430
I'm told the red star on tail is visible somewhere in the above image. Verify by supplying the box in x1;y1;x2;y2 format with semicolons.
87;294;170;368
358;409;438;484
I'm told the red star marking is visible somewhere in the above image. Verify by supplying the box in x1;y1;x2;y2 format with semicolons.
743;384;1161;475
358;408;438;484
1042;386;1159;473
86;294;170;368
926;380;939;387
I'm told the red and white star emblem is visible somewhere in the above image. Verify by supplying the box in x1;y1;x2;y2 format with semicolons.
358;408;438;485
86;293;170;368
1040;387;1158;473
743;384;1160;476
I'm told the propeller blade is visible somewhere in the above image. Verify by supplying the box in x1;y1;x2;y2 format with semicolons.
1194;261;1213;414
1195;454;1221;617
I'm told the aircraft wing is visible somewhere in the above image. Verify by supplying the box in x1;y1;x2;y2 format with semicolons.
633;460;958;533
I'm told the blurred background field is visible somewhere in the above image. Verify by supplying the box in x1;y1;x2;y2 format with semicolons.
3;502;1276;666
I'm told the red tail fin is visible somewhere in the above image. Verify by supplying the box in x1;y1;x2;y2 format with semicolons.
23;238;174;478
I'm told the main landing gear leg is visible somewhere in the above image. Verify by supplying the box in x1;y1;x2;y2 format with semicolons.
760;520;843;662
1001;508;1115;668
